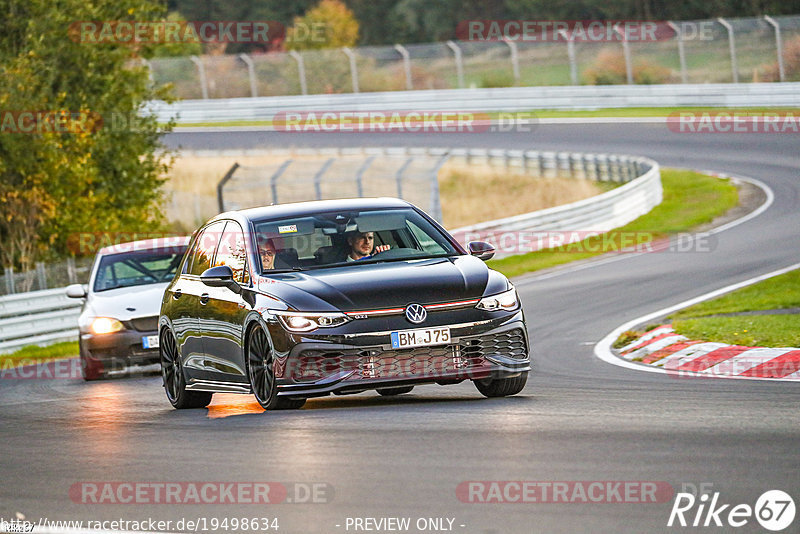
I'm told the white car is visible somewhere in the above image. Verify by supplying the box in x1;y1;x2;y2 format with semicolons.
66;237;189;380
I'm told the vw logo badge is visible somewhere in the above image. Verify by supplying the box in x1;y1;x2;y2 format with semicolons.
405;303;427;324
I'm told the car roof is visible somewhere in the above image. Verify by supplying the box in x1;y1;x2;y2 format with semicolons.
97;236;190;256
213;197;415;224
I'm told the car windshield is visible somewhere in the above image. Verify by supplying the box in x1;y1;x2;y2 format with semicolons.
252;207;459;272
93;247;188;292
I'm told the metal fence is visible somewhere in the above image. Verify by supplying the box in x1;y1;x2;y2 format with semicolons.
1;257;94;296
147;15;800;100
216;147;450;222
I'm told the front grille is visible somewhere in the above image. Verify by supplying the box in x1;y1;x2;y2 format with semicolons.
291;329;527;383
129;316;158;332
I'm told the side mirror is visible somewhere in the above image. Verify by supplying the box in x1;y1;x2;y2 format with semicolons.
200;265;241;294
66;283;87;298
468;241;495;261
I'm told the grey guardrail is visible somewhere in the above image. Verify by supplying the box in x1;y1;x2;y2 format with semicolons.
0;288;82;353
149;82;800;123
0;147;660;352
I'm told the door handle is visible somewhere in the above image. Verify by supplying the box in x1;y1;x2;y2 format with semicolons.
172;289;182;300
200;293;210;305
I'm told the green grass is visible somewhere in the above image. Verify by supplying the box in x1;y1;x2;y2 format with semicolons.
673;315;800;348
668;268;800;348
0;341;78;368
671;269;800;319
488;168;739;278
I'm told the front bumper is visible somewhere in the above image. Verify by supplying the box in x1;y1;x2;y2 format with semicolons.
273;313;530;397
80;328;160;372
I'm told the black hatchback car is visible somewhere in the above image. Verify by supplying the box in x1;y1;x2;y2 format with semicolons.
159;198;530;410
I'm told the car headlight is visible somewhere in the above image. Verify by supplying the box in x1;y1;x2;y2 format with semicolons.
271;311;351;333
476;287;519;311
90;317;124;335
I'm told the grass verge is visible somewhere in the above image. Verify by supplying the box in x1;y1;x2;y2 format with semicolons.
670;268;800;347
672;316;800;348
488;168;739;278
0;341;78;368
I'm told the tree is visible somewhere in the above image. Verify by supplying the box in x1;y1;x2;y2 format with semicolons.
0;0;175;270
287;0;359;50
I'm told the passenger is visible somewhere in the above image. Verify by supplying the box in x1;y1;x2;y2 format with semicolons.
345;231;389;261
259;238;277;270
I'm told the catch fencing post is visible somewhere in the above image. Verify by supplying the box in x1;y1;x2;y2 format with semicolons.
4;267;14;295
217;163;240;212
395;157;413;198
764;16;785;82
239;54;258;97
314;159;335;200
429;154;450;223
269;160;293;205
503;39;520;84
446;41;465;88
717;18;739;83
288;51;308;95
190;56;209;99
667;22;688;84
67;257;77;285
394;44;413;90
36;262;47;290
614;23;634;85
140;58;154;85
355;156;375;197
342;47;360;93
558;29;578;85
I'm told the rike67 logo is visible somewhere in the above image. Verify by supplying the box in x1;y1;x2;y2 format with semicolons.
668;489;795;531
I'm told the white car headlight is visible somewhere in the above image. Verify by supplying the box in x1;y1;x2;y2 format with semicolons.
272;311;351;332
90;317;124;335
476;288;519;312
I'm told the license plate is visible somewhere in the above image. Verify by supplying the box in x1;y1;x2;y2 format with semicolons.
391;327;450;349
142;335;159;349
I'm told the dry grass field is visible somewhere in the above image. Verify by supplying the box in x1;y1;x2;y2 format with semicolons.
164;155;605;231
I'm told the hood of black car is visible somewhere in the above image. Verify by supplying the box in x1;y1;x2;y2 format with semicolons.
257;256;508;311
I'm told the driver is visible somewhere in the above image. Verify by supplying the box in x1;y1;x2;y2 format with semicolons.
259;238;277;270
346;231;390;261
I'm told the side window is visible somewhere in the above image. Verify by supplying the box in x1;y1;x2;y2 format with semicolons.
188;221;225;276
215;222;250;284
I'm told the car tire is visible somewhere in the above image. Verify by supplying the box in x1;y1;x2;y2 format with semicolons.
376;386;414;396
474;372;528;398
160;328;212;409
247;326;305;410
80;351;106;381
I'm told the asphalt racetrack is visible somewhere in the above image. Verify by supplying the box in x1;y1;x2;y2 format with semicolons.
1;124;798;533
